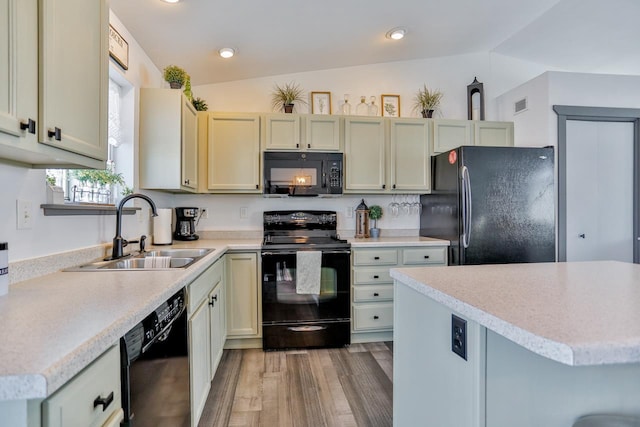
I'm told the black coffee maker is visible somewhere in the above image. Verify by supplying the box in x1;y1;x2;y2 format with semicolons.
174;207;199;241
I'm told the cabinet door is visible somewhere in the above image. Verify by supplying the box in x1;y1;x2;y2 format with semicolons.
474;121;514;147
344;117;386;192
264;114;300;150
208;114;261;192
390;118;430;192
209;282;225;377
306;115;340;151
0;0;38;148
432;119;474;154
181;97;198;190
189;301;211;426
225;252;259;337
39;0;108;161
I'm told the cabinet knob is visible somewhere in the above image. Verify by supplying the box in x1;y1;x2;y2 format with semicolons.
373;275;379;279
373;315;380;320
256;184;259;190
93;392;114;411
307;144;310;149
20;119;36;134
184;179;190;185
373;292;379;297
392;184;396;189
424;255;430;259
382;184;386;189
296;143;299;148
48;127;61;141
209;295;217;306
374;256;380;260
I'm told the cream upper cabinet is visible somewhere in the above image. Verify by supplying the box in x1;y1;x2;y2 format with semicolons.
389;118;430;192
344;116;386;192
38;0;108;162
139;88;198;192
263;113;301;150
263;114;341;151
305;115;341;151
0;0;105;168
432;119;474;154
206;113;261;192
474;120;514;147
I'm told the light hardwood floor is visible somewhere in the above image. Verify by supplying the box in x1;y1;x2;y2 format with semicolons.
198;342;394;427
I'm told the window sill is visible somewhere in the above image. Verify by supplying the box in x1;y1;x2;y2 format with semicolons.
40;204;140;216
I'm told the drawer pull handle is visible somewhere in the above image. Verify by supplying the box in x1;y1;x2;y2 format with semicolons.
373;315;379;320
374;256;380;260
94;391;114;412
209;294;217;306
424;255;430;259
373;275;379;279
373;292;379;297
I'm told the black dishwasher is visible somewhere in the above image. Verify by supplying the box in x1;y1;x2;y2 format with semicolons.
120;288;189;427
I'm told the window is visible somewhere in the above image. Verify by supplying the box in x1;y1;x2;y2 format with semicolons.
47;78;132;204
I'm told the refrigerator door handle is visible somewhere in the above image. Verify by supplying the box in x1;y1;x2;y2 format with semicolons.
461;166;472;248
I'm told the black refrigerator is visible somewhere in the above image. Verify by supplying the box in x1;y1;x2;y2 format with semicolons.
420;146;555;265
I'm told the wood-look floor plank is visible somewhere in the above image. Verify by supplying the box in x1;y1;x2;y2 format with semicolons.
315;350;356;420
232;349;265;412
198;350;243;427
287;353;328;427
307;349;354;427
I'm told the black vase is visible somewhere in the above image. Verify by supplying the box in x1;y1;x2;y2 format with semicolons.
421;109;434;118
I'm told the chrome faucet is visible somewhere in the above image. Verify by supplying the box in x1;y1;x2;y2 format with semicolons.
111;193;158;260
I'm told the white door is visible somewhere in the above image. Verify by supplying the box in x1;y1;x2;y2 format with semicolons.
566;120;634;262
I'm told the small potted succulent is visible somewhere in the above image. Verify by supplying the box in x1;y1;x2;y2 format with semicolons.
192;96;209;111
413;84;443;118
369;205;383;238
271;82;307;113
163;65;187;89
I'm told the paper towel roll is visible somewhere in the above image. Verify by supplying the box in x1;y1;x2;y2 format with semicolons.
153;208;173;245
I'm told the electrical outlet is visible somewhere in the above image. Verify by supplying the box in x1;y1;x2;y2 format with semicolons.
240;207;248;219
200;208;209;219
345;206;353;218
16;199;33;229
452;314;467;360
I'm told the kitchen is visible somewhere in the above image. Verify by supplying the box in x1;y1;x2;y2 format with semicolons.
2;0;640;426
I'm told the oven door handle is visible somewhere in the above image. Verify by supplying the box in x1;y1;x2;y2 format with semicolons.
262;250;351;256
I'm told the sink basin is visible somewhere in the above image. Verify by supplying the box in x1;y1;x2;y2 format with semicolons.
64;248;214;271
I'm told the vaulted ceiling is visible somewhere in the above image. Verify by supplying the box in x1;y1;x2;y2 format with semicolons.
110;0;640;86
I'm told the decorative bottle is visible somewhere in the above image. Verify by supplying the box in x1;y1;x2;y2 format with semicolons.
356;96;368;115
341;94;351;115
368;96;379;116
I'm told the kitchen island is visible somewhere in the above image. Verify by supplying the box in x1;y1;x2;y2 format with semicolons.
391;261;640;427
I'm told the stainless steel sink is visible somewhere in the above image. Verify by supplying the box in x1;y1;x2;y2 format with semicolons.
64;248;214;271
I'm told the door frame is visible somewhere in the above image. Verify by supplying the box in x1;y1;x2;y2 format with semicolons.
554;105;640;262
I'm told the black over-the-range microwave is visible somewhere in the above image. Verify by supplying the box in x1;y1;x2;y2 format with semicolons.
263;151;343;197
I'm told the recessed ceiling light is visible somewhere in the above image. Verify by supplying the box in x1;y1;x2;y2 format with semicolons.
219;48;235;59
162;0;180;3
386;28;406;40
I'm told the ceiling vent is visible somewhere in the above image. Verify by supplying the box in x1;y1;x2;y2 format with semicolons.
514;97;528;115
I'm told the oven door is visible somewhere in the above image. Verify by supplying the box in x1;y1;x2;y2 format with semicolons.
262;249;350;322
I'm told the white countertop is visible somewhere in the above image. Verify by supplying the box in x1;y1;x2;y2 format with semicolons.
0;239;260;401
348;236;449;247
390;261;640;366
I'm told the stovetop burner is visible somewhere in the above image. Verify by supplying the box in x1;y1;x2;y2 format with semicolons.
262;210;350;251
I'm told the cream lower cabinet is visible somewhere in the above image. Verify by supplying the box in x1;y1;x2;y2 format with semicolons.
225;252;261;349
139;88;198;192
41;345;122;427
205;113;261;193
0;0;106;168
187;257;225;427
209;280;226;375
432;119;514;154
344;116;387;192
351;246;448;343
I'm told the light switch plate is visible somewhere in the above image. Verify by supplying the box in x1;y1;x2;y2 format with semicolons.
240;207;248;219
16;199;33;229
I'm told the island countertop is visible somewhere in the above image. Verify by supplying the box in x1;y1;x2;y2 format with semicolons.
390;261;640;366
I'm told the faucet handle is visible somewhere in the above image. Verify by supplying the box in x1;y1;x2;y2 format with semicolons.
139;235;147;253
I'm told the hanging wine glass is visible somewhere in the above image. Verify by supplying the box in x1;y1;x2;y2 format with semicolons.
388;194;399;217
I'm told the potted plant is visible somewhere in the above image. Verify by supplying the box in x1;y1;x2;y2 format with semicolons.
163;65;187;89
271;82;307;113
369;205;383;238
183;74;193;101
192;96;209;111
413;84;443;118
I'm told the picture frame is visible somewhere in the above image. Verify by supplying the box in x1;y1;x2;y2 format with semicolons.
311;92;332;115
381;94;400;117
108;24;129;71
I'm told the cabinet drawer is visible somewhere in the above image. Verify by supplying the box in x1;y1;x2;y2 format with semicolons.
353;249;398;266
42;345;121;427
353;303;394;331
353;285;394;302
189;258;223;313
353;268;392;285
402;247;447;265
